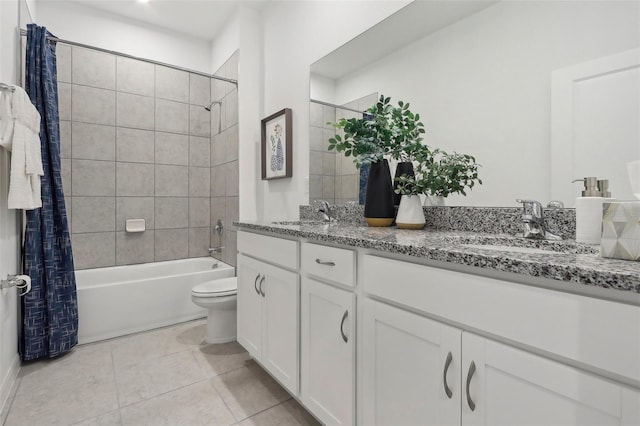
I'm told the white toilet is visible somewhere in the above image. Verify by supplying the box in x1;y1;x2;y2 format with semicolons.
191;277;238;344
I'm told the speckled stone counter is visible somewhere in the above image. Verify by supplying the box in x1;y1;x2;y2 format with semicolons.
234;220;640;295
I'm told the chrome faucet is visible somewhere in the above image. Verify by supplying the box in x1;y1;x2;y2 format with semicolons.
316;200;336;223
515;199;562;240
208;219;224;256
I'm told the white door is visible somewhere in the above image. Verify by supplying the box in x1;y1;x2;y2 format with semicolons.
551;48;640;203
301;277;355;425
236;254;263;358
462;332;639;426
362;298;461;426
261;262;299;395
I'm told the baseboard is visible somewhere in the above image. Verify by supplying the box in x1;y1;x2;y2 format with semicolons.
0;353;21;424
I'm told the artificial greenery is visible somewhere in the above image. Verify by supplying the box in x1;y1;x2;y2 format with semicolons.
327;93;482;198
327;95;425;167
395;145;482;198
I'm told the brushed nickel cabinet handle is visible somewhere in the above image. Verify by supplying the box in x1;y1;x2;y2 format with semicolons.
259;275;266;297
340;310;348;343
443;351;453;399
315;258;336;266
466;361;477;411
254;274;261;295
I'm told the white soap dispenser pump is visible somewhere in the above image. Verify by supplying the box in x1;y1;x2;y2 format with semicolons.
572;177;603;244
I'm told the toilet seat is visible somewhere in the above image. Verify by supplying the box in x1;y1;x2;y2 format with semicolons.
192;277;237;298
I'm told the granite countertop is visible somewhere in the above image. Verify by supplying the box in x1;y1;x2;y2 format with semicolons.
234;220;640;295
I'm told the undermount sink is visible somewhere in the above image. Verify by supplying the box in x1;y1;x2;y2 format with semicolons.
447;235;599;255
271;220;329;226
461;244;558;255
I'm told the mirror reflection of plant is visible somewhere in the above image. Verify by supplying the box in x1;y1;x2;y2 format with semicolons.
395;145;482;198
327;95;426;167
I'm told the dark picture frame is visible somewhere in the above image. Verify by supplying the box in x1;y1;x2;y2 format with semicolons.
261;108;292;180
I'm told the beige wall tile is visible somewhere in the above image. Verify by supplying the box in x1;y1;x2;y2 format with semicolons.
71;232;115;269
72;122;115;161
72;196;115;233
116;128;154;163
156;99;189;134
116;162;154;196
117;92;155;130
154;228;188;261
117;56;155;97
155;165;189;196
155;65;189;103
72;159;115;196
155;132;189;166
72;84;115;125
72;47;116;90
155;197;188;229
116;197;154;231
116;231;154;266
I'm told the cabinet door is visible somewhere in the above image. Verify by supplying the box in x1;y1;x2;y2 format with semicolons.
261;262;299;395
236;254;263;358
301;277;355;425
362;299;461;426
462;332;639;426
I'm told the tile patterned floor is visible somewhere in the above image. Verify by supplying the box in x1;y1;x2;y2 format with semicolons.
3;320;320;426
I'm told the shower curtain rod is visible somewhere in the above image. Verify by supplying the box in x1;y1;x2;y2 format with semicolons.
310;98;367;115
19;28;238;85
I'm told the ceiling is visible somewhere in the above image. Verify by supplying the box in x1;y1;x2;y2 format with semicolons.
40;0;268;40
311;0;497;80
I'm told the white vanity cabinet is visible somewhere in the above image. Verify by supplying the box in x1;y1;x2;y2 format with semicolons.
362;254;640;426
362;298;461;426
236;232;299;394
462;333;640;426
235;228;640;425
300;242;356;425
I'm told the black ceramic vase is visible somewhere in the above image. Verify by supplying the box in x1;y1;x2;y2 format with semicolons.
393;161;415;207
364;159;395;227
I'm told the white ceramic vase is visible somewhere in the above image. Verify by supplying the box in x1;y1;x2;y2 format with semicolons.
424;195;445;207
396;195;426;229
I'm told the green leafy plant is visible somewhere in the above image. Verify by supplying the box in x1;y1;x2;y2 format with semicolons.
395;145;482;198
327;95;425;167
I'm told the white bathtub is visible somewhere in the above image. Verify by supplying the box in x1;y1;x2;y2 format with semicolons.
76;258;235;344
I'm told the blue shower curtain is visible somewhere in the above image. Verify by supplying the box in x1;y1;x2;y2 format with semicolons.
21;24;78;361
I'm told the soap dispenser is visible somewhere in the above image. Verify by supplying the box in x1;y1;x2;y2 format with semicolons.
572;177;603;244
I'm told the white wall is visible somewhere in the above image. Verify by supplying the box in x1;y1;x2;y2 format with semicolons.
0;0;29;418
259;0;411;220
36;1;212;73
210;5;263;222
332;1;640;206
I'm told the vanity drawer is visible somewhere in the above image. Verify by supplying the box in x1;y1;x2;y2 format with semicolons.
301;242;355;287
237;231;298;270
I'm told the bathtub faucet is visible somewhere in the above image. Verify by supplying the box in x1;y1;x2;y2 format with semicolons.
208;247;224;256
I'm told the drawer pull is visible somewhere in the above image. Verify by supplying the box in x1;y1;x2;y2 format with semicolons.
315;258;336;266
466;361;476;411
340;310;348;343
254;274;261;295
259;275;266;297
443;351;453;399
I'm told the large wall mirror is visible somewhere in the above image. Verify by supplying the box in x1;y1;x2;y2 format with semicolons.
309;0;640;208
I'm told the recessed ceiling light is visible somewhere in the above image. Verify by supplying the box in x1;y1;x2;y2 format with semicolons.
138;0;150;3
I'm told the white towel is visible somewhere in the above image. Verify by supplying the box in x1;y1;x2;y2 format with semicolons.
0;85;43;210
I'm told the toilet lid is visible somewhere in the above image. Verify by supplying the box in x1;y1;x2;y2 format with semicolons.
192;277;237;297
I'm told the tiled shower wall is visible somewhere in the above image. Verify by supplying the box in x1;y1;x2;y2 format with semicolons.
308;93;377;206
57;44;239;269
210;54;239;268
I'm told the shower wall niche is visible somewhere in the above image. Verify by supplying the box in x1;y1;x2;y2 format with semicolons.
58;44;239;269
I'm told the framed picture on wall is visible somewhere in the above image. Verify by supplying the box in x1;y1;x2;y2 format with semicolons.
261;108;292;180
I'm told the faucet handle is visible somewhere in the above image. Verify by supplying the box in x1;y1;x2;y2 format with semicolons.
515;199;543;221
